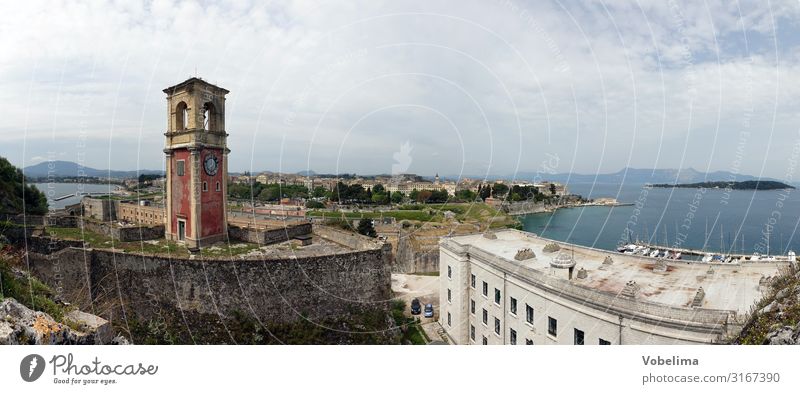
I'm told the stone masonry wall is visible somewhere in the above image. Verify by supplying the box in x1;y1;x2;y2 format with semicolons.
78;218;164;242
313;224;380;250
27;245;392;331
228;222;312;245
395;230;439;273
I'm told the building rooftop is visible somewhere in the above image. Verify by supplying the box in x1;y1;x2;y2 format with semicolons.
162;77;229;94
444;230;787;316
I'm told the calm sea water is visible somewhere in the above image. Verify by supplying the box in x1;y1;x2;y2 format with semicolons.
520;182;800;255
31;182;121;209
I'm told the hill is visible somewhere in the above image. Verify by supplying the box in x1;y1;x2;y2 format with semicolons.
0;156;47;215
23;160;163;179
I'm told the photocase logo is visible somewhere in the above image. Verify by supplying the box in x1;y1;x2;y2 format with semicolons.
391;141;413;176
20;354;45;382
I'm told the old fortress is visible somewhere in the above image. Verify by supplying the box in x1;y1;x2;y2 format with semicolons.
12;77;788;346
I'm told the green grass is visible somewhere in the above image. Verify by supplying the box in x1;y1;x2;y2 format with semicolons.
308;202;520;229
405;322;428;345
308;210;440;222
0;257;69;321
390;299;428;345
45;226;264;258
46;226;111;246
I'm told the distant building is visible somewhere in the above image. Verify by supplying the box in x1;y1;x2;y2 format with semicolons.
117;200;165;226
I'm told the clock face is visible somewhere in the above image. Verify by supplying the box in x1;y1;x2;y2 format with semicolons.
203;154;219;176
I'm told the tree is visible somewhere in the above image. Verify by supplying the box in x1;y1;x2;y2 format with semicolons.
549;183;557;195
491;183;509;199
137;173;160;185
0;156;47;215
415;190;432;203
371;193;387;204
479;184;491;200
257;187;280;201
391;191;404;204
428;189;449;203
372;184;385;194
312;186;327;198
409;189;419;201
455;189;476;202
306;200;325;209
357;218;377;237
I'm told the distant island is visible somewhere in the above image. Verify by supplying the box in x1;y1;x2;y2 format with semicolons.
651;180;794;190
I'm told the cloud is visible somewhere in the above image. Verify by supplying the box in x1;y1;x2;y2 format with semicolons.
1;0;799;179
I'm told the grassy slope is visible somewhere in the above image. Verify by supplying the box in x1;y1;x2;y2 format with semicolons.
308;202;518;228
0;250;69;321
733;266;800;344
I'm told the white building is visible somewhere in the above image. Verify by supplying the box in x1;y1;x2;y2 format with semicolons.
439;230;786;345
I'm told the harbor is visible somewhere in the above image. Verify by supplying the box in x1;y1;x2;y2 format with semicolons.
52;191;112;201
617;242;797;263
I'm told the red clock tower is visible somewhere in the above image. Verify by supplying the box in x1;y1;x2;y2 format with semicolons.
162;77;229;249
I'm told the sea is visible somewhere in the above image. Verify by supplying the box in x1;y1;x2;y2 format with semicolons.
31;182;122;210
520;182;800;256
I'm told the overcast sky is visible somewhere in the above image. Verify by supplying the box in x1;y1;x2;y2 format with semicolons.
2;0;800;180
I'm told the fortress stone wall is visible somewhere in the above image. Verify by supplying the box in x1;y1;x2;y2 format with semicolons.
228;222;311;245
24;237;392;341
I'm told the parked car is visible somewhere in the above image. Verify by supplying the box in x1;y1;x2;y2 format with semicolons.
410;298;421;315
424;303;434;318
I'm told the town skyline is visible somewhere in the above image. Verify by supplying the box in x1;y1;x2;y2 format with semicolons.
18;158;797;185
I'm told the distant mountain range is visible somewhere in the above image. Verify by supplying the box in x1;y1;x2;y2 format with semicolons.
23;161;164;179
507;167;787;185
22;161;791;186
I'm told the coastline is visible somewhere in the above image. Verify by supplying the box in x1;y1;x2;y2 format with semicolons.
505;200;633;216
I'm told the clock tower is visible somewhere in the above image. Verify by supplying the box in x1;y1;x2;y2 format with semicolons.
162;77;229;249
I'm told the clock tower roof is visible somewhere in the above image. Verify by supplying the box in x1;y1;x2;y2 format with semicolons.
163;77;230;95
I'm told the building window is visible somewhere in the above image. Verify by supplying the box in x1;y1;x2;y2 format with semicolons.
548;317;557;337
202;181;208;192
447;312;451;327
176;160;185;176
494;288;501;305
202;102;215;131
471;274;476;288
482;309;488;325
494;318;500;335
526;338;533;345
482;336;488;345
510;297;517;315
447;265;452;279
175;101;188;131
599;338;611;345
470;325;475;341
482;281;488;297
525;304;534;324
510;328;517;345
216;181;221;191
574;328;585;345
447;289;451;303
470;299;475;314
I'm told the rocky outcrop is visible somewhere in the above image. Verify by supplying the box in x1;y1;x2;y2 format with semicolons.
732;266;800;344
0;298;123;345
764;323;800;345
